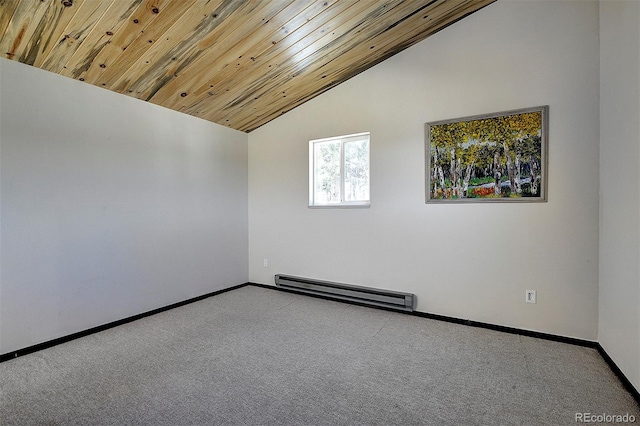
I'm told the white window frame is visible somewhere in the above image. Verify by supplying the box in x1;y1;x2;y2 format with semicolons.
309;132;370;208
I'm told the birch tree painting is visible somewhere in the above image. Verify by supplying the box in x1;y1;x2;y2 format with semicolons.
426;106;548;203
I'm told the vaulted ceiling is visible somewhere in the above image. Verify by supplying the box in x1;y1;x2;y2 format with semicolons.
0;0;494;132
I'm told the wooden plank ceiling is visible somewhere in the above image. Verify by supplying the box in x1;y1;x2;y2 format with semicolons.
0;0;494;133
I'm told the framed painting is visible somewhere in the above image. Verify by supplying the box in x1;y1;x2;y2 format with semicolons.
425;105;548;203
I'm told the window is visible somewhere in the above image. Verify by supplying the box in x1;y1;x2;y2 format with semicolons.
309;132;370;207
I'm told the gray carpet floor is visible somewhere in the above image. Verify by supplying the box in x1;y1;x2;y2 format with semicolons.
1;285;638;425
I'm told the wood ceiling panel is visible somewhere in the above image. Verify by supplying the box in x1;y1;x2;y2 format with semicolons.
149;0;330;110
77;0;192;85
0;0;52;62
128;0;294;101
0;0;495;133
103;0;229;94
58;0;144;79
40;0;116;72
23;0;82;67
0;1;20;42
165;0;365;115
182;0;403;123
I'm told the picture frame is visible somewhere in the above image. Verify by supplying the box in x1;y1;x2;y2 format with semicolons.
425;105;548;203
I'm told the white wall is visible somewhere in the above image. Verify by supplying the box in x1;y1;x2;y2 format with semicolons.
249;0;600;340
599;1;640;391
0;58;248;354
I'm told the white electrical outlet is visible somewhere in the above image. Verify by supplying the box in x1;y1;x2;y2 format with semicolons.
263;259;268;267
525;290;536;304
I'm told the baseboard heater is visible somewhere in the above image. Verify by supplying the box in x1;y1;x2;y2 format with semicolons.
274;274;415;312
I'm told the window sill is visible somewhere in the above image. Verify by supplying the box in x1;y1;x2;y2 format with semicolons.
308;203;370;209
